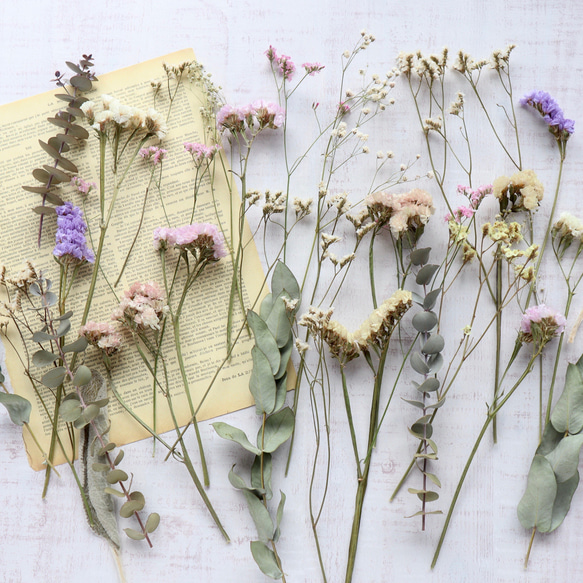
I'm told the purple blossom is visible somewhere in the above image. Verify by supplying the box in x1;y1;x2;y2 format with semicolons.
277;54;295;81
217;102;285;134
53;202;95;264
520;90;575;137
520;304;566;346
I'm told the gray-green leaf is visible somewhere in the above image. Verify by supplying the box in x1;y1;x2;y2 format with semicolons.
265;297;292;348
251;454;273;500
549;471;579;532
41;366;67;388
32;350;59;367
271;261;300;303
243;491;274;543
412;311;438;333
517;454;557;532
260;407;294;453
421;334;445;355
423;288;441;311
410;247;431;266
551;363;583;434
212;422;261;455
544;433;583;483
410;352;430;375
248;310;281;375
0;393;31;425
416;264;439;285
250;541;283;579
249;347;277;415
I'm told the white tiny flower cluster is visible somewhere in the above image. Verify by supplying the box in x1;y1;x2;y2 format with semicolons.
263;190;287;216
292;197;313;219
327;191;351;215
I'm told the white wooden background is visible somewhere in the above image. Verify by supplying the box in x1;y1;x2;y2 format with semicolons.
1;1;583;581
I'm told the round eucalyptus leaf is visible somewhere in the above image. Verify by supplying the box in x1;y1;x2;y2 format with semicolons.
113;450;125;466
92;462;111;472
62;336;89;353
32;350;59;367
42;164;71;183
423;288;441;311
70;75;93;91
411;422;433;438
97;442;116;456
410;292;424;307
416;264;439;286
32;206;57;216
0;393;32;426
56;319;71;338
54;311;74;322
59;397;82;422
427;353;444;374
412;311;438;333
544;433;583;483
417;377;440;393
32;330;54;343
402;398;425;409
410;247;431;266
72;365;92;387
120;499;145;518
422;334;445;355
410;352;430;375
41;366;66;388
42;292;58;307
107;469;129;484
145;513;160;533
123;528;146;541
104;487;126;498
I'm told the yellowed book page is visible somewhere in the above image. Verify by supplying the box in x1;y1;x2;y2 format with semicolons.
0;49;273;470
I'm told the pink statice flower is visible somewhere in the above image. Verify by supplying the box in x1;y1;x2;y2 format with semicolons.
457;184;492;209
139;145;168;166
217;102;285;134
519;304;566;346
338;101;350;116
184;142;220;164
277;54;295;81
265;45;278;62
79;321;122;356
153;223;227;260
251;100;285;129
444;205;475;223
216;104;246;133
302;62;325;76
112;281;168;331
70;176;97;196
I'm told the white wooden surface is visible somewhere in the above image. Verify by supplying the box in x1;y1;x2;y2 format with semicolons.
1;1;583;581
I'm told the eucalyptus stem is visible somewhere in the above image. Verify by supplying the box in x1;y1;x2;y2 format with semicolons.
492;249;502;443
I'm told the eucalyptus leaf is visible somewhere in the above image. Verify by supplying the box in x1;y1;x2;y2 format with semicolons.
32;330;54;342
549;471;579;532
410;292;424;307
544;433;583;483
106;469;129;484
120;499;144;518
416;264;439;286
275;336;293;381
423;288;441;311
251;454;273;501
410;352;430;375
0;393;31;425
32;349;59;367
271;261;301;303
70;74;93;91
412;311;438;333
243;491;274;543
426;397;446;410
250;541;283;579
402;398;425;409
145;513;160;533
32;206;57;216
260;407;295;453
249;347;277;415
536;422;564;456
54;311;74;322
408;488;439;502
551;363;583;434
422;334;445;355
424;472;442;488
56;319;71;338
260;293;274;320
104;487;125;498
63;336;89;353
411;422;433;439
410;247;431;266
92;463;111;472
42;292;58;307
97;442;116;456
275;491;286;531
113;450;125;466
59;396;82;422
248;310;281;375
416;377;440;393
273;374;288;414
73;365;92;387
265;297;292;348
229;466;265;498
123;528;146;541
212;422;261;455
427;353;444;374
517;454;557;532
41;366;66;388
42;164;71;183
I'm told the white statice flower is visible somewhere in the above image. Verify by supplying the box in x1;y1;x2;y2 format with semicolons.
144;108;168;139
320;233;341;251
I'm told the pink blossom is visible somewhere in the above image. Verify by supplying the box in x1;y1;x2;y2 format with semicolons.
184;142;220;164
265;45;278;62
139;145;168;166
216;104;245;132
457;183;492;209
520;304;566;346
277;54;295;81
252;100;285;129
153;223;227;259
70;176;96;195
112;281;168;331
338;101;350;115
302;62;325;76
79;321;122;356
445;205;476;223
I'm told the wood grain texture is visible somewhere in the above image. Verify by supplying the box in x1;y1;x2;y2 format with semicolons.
1;0;582;581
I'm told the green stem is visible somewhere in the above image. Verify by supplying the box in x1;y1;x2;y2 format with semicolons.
431;352;539;568
340;366;362;479
492;250;502;443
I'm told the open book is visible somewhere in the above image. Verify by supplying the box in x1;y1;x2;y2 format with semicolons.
0;49;268;470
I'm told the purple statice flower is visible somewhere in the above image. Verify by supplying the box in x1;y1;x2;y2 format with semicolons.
520;90;575;137
265;45;278;62
70;176;96;196
444;205;475;223
53;202;95;264
277;54;295;81
519;304;566;346
139;145;168;166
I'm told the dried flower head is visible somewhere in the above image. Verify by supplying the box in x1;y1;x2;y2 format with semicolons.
139;145;168;166
79;321;123;356
493;170;544;213
520;90;574;140
153;223;227;260
519;304;566;347
53;202;95;265
112;281;168;331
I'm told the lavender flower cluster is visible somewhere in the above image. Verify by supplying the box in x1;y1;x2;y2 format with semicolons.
53;201;95;264
520;90;575;136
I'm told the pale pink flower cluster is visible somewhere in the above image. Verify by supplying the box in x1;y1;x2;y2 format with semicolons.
217;101;285;133
183;142;220;164
445;205;475;223
520;304;566;346
457;184;492;209
70;176;96;196
79;321;122;356
302;62;325;76
112;281;168;331
139;146;168;166
265;46;296;80
493;169;544;211
153;223;227;259
366;189;434;237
